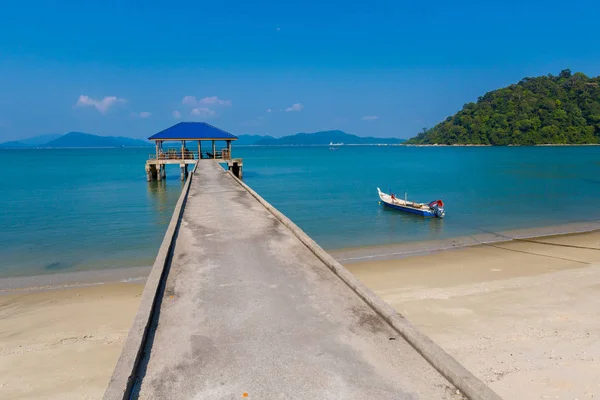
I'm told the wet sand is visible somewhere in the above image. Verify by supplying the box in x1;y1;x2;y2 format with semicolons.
330;220;600;264
346;231;600;400
0;283;144;400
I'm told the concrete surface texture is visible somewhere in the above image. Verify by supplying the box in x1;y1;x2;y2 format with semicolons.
132;160;464;399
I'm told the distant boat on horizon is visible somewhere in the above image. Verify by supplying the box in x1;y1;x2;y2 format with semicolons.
329;141;344;146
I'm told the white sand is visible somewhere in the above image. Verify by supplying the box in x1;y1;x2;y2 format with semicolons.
347;231;600;400
0;283;143;400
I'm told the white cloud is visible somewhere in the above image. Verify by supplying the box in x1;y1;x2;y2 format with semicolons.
362;115;379;121
172;110;182;119
266;108;272;113
181;96;197;106
130;111;151;119
190;108;216;117
200;96;231;106
75;95;126;113
181;95;231;107
285;103;304;112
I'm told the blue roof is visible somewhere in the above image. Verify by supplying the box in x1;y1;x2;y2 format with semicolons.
148;122;238;141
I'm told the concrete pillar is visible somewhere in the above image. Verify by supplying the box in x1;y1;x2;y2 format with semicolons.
147;164;158;181
197;141;201;159
212;140;216;159
228;160;243;179
180;164;187;181
161;165;166;179
157;165;163;181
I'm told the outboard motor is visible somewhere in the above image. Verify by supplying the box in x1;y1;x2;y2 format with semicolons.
428;200;446;218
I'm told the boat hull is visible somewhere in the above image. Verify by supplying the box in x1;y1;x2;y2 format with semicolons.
377;187;444;218
381;200;436;217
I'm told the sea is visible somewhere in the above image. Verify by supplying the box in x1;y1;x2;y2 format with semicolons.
1;145;600;278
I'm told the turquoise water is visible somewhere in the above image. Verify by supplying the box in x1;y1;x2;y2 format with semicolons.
0;149;183;278
1;146;600;278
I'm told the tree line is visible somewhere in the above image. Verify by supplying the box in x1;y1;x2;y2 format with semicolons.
406;70;600;145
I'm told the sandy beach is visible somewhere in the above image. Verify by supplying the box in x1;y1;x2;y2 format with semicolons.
346;231;600;400
1;230;599;399
0;283;143;400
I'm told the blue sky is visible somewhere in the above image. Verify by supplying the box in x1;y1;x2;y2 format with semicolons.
1;0;600;141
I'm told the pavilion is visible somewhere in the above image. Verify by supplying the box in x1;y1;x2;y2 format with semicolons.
145;122;240;181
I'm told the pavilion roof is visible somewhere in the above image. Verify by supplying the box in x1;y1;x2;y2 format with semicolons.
148;122;238;141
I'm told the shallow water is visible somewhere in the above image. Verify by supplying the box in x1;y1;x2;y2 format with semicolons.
1;146;599;277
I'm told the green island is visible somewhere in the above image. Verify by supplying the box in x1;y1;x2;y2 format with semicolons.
407;69;600;145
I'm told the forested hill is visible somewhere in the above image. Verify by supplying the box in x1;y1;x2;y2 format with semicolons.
406;70;600;145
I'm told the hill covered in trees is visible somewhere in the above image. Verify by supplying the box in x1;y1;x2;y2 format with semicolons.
407;70;600;145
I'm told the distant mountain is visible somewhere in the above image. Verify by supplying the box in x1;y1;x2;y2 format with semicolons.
251;130;404;146
1;132;151;148
236;134;276;145
1;130;403;149
0;134;65;148
44;132;151;148
0;132;152;148
0;140;29;149
21;134;63;146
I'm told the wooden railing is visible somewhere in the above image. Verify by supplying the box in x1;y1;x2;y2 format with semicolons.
149;148;231;161
151;151;197;160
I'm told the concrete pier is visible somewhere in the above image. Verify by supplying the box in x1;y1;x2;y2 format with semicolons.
106;160;502;400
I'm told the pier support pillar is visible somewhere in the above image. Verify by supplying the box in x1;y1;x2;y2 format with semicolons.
228;159;243;179
161;165;166;179
157;165;163;181
146;164;158;181
180;164;188;181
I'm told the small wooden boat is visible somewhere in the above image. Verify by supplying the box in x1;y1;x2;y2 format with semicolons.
377;188;445;218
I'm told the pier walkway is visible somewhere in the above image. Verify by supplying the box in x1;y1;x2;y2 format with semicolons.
105;160;501;400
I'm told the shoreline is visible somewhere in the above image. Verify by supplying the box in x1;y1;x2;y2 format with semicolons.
2;220;600;291
0;266;151;293
330;220;600;264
